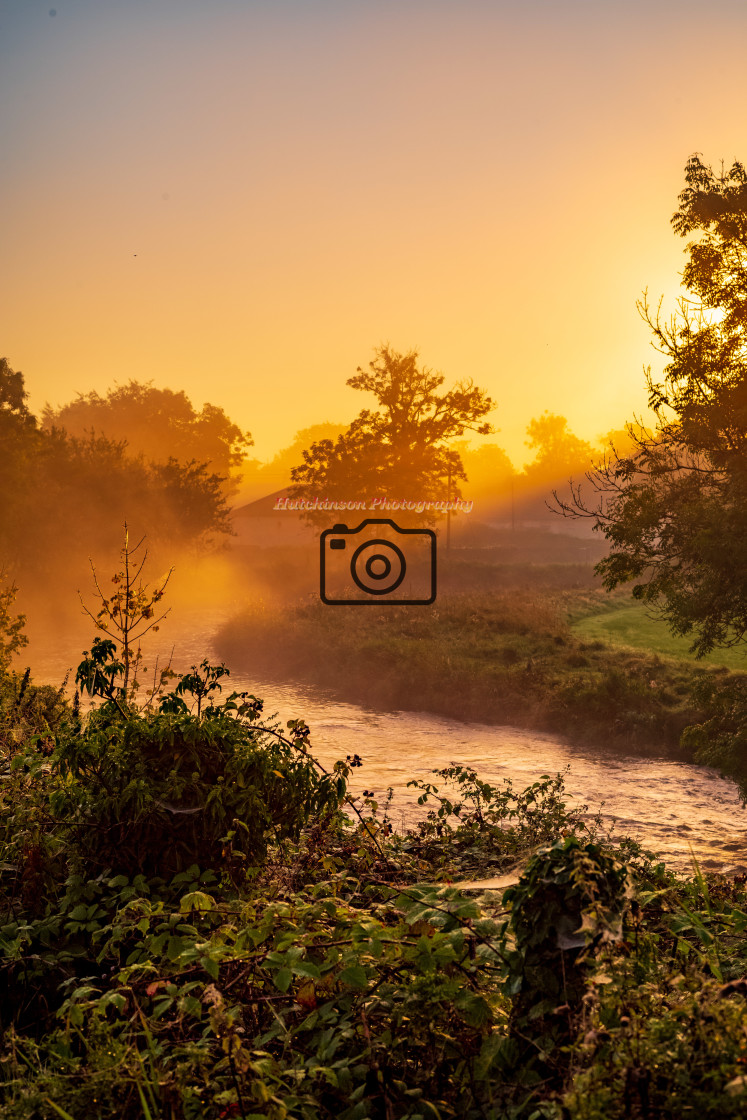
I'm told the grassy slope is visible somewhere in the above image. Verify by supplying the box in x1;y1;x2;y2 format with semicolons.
570;597;747;671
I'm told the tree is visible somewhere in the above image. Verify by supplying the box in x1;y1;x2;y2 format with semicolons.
289;346;494;522
77;527;173;705
43;380;253;497
0;356;35;429
0;572;27;677
523;412;594;489
456;440;516;504
563;154;747;656
0;362;235;578
0;359;44;557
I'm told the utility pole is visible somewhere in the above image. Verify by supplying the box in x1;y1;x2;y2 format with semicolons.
446;461;452;551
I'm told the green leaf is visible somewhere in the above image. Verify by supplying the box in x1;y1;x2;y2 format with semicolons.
136;1081;154;1120
455;991;492;1028
338;965;368;990
201;955;220;981
274;967;292;992
293;960;321;980
179;995;203;1018
102;992;127;1012
179;891;215;913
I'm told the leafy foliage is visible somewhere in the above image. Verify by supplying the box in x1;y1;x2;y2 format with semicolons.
681;673;747;801
0;574;27;677
406;766;598;878
0;580;67;761
562;155;747;657
2;553;746;1116
1;678;746;1119
57;659;342;879
506;837;634;1012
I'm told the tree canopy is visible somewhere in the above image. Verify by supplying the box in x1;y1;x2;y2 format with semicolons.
0;357;35;429
43;380;252;496
0;362;236;578
289;346;494;522
564;155;747;655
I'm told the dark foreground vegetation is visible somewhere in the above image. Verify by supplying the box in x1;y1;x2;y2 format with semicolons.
3;631;747;1120
1;537;745;1120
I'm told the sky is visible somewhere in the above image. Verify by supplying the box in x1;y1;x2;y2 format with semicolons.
2;0;747;466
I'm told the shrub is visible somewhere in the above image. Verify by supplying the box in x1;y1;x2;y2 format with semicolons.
49;654;345;879
406;765;599;878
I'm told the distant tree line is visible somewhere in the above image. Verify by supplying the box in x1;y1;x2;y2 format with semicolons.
0;364;251;579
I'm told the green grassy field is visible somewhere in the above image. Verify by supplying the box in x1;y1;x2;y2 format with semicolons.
571;600;747;670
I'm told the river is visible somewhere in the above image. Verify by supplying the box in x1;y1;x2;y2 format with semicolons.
30;608;747;876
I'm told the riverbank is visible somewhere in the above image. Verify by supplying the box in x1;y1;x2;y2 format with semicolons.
215;588;721;758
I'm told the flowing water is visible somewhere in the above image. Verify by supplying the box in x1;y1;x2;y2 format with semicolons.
31;608;747;876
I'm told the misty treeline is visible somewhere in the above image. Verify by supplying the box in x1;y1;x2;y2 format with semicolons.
0;361;251;581
1;347;623;586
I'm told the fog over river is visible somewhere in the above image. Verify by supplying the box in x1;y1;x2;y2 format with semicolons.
31;608;747;877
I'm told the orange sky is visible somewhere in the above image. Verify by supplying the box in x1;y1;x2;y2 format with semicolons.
3;0;747;466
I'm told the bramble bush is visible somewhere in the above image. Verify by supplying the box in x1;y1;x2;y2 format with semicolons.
3;673;746;1120
53;646;344;879
405;765;600;878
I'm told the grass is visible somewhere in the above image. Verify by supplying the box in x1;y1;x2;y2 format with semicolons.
570;596;747;671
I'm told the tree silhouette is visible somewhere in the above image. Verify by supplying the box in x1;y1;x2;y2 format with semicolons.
0;363;235;577
289;346;494;523
523;413;593;489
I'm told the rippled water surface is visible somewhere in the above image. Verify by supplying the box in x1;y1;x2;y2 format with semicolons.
237;687;747;876
33;609;747;875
